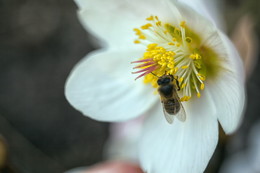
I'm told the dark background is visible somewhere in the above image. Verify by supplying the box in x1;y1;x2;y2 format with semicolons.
0;0;259;173
0;0;108;172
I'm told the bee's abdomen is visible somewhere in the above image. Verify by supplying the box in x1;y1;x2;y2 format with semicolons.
164;99;180;115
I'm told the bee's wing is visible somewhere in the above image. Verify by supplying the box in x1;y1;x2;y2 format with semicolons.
160;99;174;124
163;107;174;124
176;103;186;122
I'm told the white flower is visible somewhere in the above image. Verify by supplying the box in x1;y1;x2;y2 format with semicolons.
65;0;245;172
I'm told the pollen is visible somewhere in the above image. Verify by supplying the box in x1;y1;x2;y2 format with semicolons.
131;15;221;101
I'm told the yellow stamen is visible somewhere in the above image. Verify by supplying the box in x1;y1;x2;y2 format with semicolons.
141;23;152;30
139;35;146;40
146;16;154;21
180;96;191;102
174;67;178;73
147;43;158;49
200;83;205;90
134;40;141;44
133;28;142;35
181;83;186;89
197;73;206;81
181;65;189;69
195;54;201;59
178;77;184;83
156;21;162;26
132;16;221;102
180;21;186;28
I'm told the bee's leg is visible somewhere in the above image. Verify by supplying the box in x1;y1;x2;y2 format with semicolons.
174;77;181;91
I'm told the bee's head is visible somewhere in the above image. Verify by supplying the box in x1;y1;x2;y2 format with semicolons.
157;75;173;86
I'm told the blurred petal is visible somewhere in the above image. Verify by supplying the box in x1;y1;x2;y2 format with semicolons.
83;161;143;173
139;90;218;173
65;161;143;173
65;49;157;122
220;122;260;173
231;15;258;78
219;152;254;173
75;0;175;48
208;33;245;134
104;116;145;161
0;136;7;169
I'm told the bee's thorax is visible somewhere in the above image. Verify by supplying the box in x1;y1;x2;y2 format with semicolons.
158;84;175;98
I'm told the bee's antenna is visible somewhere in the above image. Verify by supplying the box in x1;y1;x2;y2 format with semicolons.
151;72;159;78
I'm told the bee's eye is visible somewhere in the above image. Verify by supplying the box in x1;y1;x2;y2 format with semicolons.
157;79;162;85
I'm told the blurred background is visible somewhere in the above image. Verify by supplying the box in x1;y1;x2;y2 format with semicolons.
0;0;259;173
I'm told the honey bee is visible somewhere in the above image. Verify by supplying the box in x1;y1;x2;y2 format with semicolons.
157;74;186;124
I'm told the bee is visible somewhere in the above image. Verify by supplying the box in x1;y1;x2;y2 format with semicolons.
157;74;186;124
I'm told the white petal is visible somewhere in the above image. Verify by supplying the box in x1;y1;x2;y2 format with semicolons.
74;0;183;48
65;49;157;122
139;90;218;173
207;33;246;134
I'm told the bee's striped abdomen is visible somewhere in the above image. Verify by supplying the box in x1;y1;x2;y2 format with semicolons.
164;99;180;115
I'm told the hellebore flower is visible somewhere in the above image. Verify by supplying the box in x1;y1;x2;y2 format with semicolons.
65;0;245;172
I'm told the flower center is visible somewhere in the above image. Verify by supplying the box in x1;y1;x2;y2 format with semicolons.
132;15;219;101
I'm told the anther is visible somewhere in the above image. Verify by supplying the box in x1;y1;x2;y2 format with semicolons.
200;83;205;90
146;16;154;21
134;40;141;44
180;21;186;27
